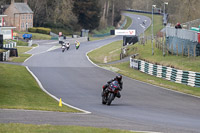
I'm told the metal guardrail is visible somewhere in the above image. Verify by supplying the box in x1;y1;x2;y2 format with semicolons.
3;42;17;48
1;41;17;61
130;58;200;87
125;9;162;15
2;50;10;61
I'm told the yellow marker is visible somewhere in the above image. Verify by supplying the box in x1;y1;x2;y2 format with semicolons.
59;98;62;107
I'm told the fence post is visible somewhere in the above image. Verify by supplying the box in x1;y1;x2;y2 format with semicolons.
167;44;169;55
182;44;184;56
155;37;157;48
162;35;165;56
188;45;190;58
194;46;196;57
171;43;173;55
176;44;178;56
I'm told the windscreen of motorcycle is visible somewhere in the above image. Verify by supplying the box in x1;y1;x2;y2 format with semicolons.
110;81;119;89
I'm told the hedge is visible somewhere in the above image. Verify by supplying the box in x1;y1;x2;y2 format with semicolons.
28;27;51;35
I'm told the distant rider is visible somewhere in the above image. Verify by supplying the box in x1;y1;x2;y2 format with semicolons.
66;41;70;50
75;40;80;50
102;74;123;98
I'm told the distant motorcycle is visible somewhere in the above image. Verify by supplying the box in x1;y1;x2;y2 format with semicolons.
102;81;121;105
61;41;70;52
66;42;70;50
61;43;66;52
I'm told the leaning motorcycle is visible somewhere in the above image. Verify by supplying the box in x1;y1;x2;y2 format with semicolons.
102;81;121;105
61;43;66;52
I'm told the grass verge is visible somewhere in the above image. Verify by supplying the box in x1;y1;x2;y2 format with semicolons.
15;31;51;40
87;12;200;97
1;44;80;112
123;15;132;29
9;46;32;63
103;62;200;97
0;123;139;133
88;39;200;97
88;40;122;64
0;63;80;112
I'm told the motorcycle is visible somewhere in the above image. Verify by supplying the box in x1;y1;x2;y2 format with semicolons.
102;81;121;105
66;42;70;50
61;43;66;52
61;41;70;52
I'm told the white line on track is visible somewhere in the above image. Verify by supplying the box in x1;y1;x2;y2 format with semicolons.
24;41;91;114
26;66;91;114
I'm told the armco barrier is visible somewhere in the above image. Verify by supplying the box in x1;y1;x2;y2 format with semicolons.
125;9;162;15
130;58;200;87
0;41;17;61
2;50;10;61
3;42;17;48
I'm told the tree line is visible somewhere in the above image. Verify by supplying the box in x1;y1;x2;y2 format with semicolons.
1;0;200;32
0;0;128;32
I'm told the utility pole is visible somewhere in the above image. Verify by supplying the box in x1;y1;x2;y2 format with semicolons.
163;2;168;56
152;5;156;55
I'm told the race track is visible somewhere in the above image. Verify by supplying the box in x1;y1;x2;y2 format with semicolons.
1;13;200;133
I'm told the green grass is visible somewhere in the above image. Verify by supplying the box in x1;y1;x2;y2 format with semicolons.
0;123;139;133
133;40;200;72
29;32;52;40
15;31;51;40
0;49;6;53
88;40;122;64
0;63;80;112
104;61;200;97
10;46;32;63
123;16;132;29
87;12;200;97
51;28;73;36
88;12;163;64
92;26;115;35
88;39;200;96
1;43;79;112
13;40;28;46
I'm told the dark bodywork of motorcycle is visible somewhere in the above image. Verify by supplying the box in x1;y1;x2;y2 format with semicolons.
102;81;120;105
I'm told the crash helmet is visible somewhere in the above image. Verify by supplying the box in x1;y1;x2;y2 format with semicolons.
176;22;180;26
116;74;122;82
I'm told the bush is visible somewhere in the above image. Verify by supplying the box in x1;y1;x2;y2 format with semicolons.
28;27;51;35
28;27;37;33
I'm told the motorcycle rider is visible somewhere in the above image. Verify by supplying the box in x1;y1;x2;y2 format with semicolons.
75;40;80;50
102;74;123;98
66;41;70;50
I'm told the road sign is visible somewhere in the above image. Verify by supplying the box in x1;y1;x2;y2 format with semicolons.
110;29;136;36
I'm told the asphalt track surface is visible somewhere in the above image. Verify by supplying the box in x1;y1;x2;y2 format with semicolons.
1;13;200;133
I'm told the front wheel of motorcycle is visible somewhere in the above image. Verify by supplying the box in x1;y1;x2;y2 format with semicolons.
107;93;114;105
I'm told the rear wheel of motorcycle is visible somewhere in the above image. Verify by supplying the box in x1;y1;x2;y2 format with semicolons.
102;96;106;104
107;93;114;105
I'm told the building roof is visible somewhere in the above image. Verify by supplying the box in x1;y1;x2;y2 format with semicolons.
0;15;7;17
14;3;33;14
